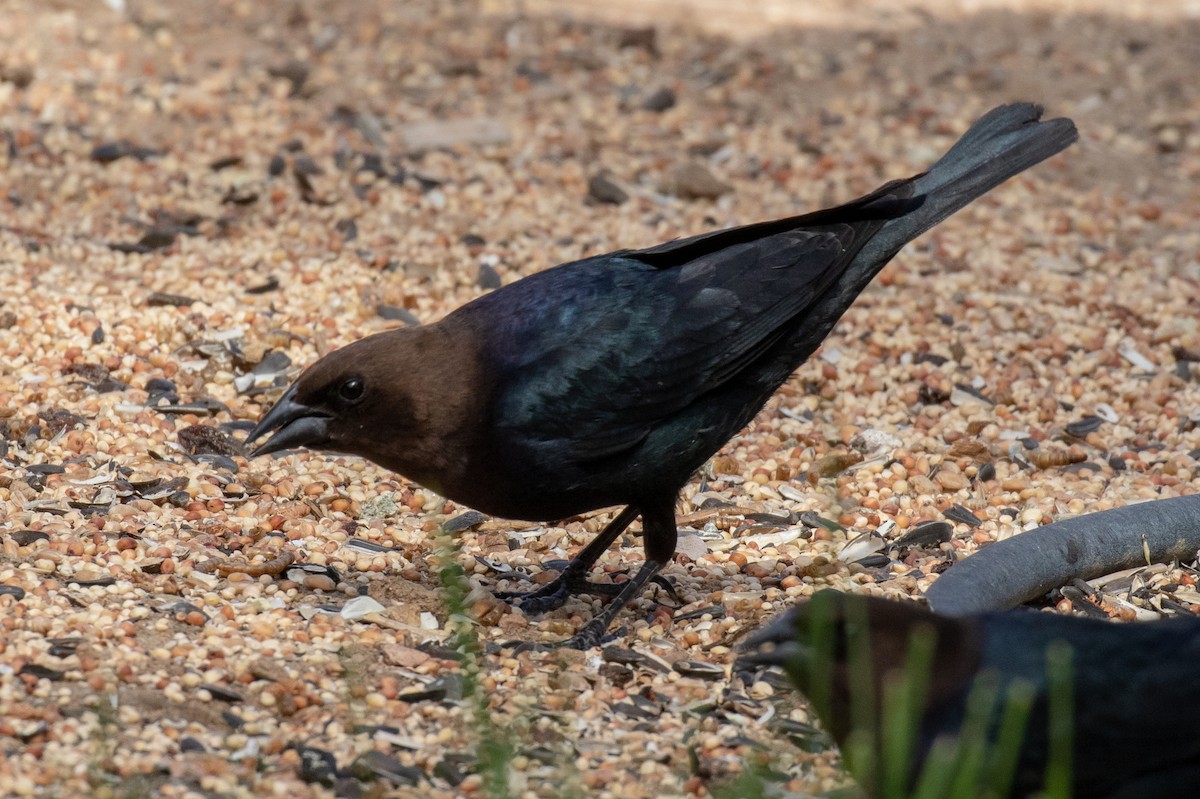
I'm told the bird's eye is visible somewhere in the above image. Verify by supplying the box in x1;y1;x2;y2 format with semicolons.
338;378;365;402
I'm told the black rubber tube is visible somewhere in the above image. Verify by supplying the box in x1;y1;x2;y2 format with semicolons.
926;494;1200;616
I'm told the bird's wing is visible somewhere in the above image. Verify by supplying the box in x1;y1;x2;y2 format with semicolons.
485;221;871;461
626;177;919;270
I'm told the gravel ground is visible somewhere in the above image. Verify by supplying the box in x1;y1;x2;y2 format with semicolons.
1;1;1198;797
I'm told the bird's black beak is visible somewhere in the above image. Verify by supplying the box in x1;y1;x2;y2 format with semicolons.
243;385;331;458
735;641;808;672
735;612;810;670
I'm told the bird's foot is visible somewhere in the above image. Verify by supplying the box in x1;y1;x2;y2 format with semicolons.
505;622;623;653
557;620;612;650
503;559;671;652
494;573;625;615
495;572;680;615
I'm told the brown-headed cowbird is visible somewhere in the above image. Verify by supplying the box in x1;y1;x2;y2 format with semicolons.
740;591;1200;798
245;104;1076;648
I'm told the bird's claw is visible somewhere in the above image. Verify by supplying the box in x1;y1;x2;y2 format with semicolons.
494;575;626;615
493;582;572;614
506;638;567;655
561;623;613;650
503;624;622;653
647;574;683;608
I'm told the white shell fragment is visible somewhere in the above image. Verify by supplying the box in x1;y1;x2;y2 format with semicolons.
849;428;903;456
1117;338;1157;371
674;533;710;560
340;596;386;621
741;528;803;550
838;531;887;563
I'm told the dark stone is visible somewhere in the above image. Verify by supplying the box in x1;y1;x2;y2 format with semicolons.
477;263;502;290
440;510;488;534
295;746;337;786
642;87;676;112
1065;415;1103;437
209;155;243;171
38;408;85;436
18;663;65;681
178;424;242;457
376;305;422;326
246;276;280;294
587;172;629;205
894;520;953;549
944;504;983;528
200;684;244;703
9;530;49;547
349;750;424;786
146;292;197;307
0;584;26;600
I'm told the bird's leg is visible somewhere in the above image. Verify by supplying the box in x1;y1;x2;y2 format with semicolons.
494;505;639;614
515;499;679;651
557;558;668;649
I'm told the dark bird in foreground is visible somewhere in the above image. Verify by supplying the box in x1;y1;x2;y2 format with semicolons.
245;104;1076;648
740;591;1200;798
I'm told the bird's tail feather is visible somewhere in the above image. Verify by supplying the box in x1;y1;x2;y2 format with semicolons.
861;103;1077;264
730;103;1076;408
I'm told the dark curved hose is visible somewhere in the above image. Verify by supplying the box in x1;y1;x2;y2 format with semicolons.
926;494;1200;616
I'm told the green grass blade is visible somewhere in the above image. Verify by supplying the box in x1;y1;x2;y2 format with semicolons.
801;594;837;725
1042;641;1074;799
984;679;1036;799
909;737;966;799
944;673;1002;798
435;534;516;799
843;596;878;792
880;624;937;798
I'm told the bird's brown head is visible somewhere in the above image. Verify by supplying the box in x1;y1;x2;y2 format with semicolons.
741;591;984;744
246;333;400;460
242;320;482;467
243;323;483;492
